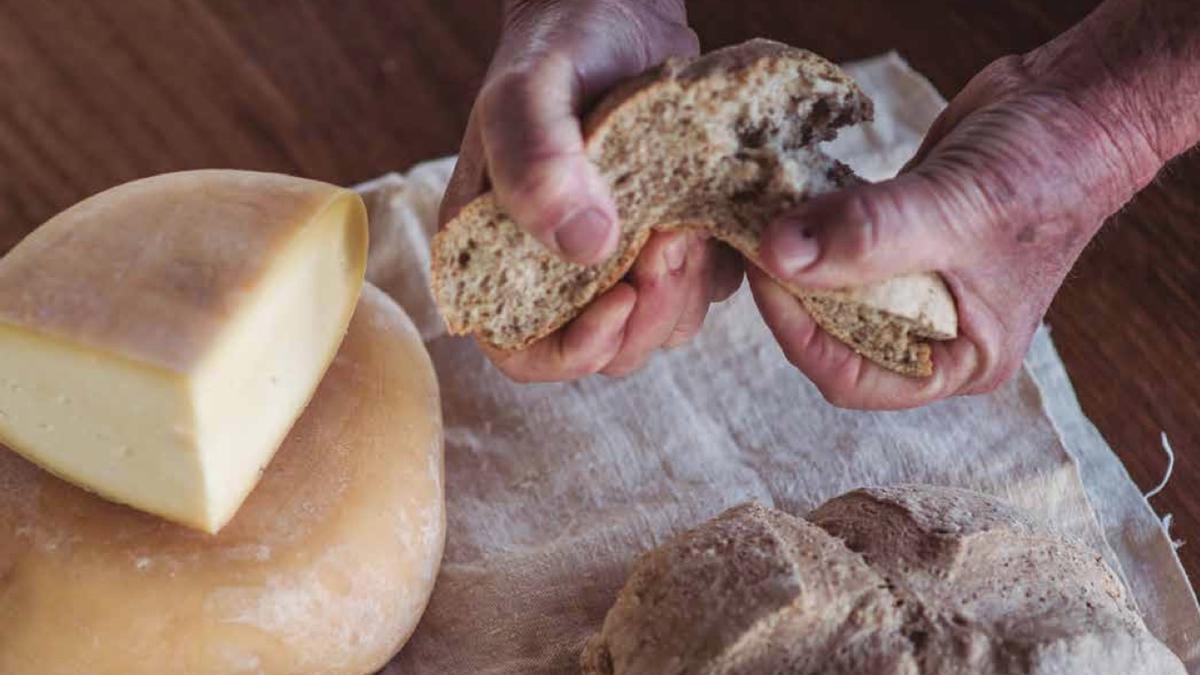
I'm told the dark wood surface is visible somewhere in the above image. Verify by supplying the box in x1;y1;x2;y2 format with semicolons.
0;1;1195;586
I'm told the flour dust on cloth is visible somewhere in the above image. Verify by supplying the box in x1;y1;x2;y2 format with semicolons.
358;53;1200;674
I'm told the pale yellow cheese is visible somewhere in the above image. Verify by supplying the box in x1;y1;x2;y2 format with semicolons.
0;170;368;533
0;285;445;675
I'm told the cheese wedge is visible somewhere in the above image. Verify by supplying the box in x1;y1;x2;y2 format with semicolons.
0;286;445;675
0;170;368;533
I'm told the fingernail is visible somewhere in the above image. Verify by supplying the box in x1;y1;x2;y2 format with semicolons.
769;221;819;277
663;234;688;273
555;208;612;262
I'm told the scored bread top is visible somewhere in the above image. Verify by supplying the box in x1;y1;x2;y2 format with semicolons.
432;39;958;377
581;486;1186;675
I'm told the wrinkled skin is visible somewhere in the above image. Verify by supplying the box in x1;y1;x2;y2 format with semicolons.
752;0;1199;408
751;54;1156;408
441;0;1200;404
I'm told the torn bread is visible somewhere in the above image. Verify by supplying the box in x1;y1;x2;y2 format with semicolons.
432;39;958;377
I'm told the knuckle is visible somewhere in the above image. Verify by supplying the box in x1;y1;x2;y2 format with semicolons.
495;360;534;384
601;359;640;379
568;350;612;380
781;346;805;372
816;380;857;409
779;338;816;375
836;191;891;264
507;163;569;208
976;54;1034;96
672;302;711;343
976;358;1022;394
478;67;536;120
962;341;1022;394
949;54;1039;115
670;26;701;56
599;363;622;378
509;371;535;385
475;84;507;132
666;322;702;348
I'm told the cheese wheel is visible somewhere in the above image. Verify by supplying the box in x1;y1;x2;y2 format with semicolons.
0;285;445;675
0;170;369;533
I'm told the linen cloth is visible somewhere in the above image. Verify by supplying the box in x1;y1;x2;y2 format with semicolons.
357;53;1200;673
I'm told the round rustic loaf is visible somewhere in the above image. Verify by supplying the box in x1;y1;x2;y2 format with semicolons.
0;286;445;675
582;485;1184;675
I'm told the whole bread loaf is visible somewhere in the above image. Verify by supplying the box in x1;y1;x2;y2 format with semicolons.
432;40;958;377
582;485;1185;674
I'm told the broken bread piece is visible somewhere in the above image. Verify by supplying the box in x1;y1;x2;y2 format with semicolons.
432;39;957;377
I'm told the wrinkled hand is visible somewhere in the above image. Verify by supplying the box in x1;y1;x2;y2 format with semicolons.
440;0;743;382
751;49;1163;409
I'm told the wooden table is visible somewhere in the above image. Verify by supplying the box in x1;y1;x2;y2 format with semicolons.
1;1;1196;586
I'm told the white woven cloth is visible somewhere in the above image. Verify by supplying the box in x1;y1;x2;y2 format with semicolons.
357;53;1200;674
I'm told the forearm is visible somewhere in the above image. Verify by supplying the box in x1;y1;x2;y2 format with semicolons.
1085;0;1200;160
1027;0;1200;185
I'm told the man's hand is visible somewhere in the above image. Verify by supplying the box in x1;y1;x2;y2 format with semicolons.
440;0;743;382
751;0;1198;409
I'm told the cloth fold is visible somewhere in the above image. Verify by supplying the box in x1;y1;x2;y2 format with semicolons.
359;53;1199;674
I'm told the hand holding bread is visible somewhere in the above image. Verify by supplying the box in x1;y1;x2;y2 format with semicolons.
750;0;1198;408
439;0;743;381
748;53;1148;407
438;0;1200;409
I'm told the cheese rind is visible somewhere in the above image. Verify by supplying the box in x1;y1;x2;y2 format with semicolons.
0;170;368;533
0;285;446;675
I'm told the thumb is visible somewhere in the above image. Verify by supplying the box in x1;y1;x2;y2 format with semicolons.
476;54;619;265
759;168;995;288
